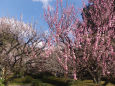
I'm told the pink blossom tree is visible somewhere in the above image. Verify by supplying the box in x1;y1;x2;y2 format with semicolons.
44;0;79;80
44;0;115;83
77;0;115;84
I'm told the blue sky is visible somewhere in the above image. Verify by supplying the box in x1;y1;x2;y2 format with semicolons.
0;0;88;32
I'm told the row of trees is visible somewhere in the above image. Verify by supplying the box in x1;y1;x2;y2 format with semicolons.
0;0;115;85
44;0;115;84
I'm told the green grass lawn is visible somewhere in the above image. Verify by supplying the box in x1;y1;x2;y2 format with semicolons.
2;75;115;86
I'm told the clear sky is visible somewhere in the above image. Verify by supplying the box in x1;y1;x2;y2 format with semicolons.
0;0;88;32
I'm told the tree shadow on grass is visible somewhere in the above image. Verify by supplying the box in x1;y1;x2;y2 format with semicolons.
102;78;115;86
39;78;69;86
30;72;69;86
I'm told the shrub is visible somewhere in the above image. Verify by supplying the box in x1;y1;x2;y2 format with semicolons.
0;78;4;86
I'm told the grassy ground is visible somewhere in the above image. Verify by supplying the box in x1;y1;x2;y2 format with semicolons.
0;75;114;86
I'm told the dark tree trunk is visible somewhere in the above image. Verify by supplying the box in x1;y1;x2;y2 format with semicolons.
88;68;101;85
4;81;8;86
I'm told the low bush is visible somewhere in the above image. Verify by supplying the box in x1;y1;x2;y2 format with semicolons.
0;79;4;86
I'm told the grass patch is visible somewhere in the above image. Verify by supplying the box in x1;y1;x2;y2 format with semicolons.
0;79;4;86
8;75;115;86
69;80;115;86
10;75;33;84
32;79;54;86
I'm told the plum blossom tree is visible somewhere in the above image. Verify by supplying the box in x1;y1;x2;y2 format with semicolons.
0;17;47;85
44;0;115;83
44;0;79;80
78;0;115;84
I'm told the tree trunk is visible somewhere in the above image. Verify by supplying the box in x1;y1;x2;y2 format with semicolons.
73;68;77;80
4;81;8;86
93;72;101;85
96;70;101;85
64;71;68;82
88;68;101;85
